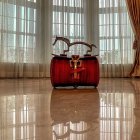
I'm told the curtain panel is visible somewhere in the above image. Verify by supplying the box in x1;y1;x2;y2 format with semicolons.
0;0;134;78
0;0;52;78
52;0;91;57
125;0;140;77
0;0;91;78
99;0;134;77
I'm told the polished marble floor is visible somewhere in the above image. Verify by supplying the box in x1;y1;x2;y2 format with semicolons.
0;78;140;140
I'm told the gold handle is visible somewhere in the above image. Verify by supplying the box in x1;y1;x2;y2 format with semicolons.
53;36;97;55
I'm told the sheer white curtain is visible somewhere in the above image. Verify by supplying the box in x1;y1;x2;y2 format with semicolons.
0;0;93;78
0;0;52;78
99;0;134;77
0;0;135;78
52;0;92;57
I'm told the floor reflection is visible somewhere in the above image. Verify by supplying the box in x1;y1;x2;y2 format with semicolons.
0;78;140;140
0;79;52;140
51;89;100;140
99;91;134;140
98;78;136;140
130;80;140;140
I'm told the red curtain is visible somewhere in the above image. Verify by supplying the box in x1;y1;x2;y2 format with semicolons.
126;0;140;77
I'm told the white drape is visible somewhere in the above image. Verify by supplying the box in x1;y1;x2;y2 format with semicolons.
0;0;134;78
0;0;93;78
0;0;52;78
99;0;134;77
52;0;89;57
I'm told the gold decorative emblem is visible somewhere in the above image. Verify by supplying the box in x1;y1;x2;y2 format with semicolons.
70;55;82;80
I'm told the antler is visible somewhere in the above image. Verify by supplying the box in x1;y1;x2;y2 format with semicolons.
70;42;97;54
53;36;70;46
53;36;97;55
